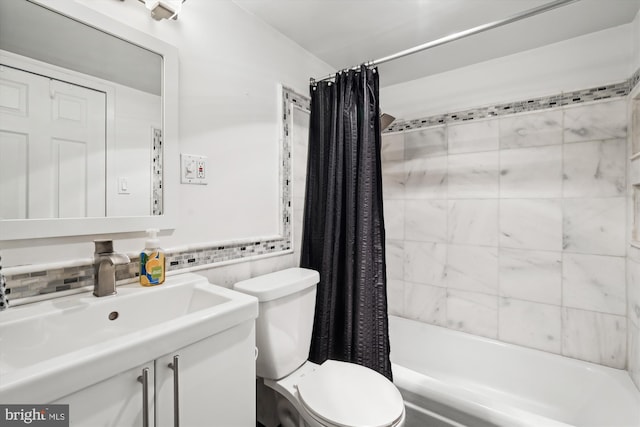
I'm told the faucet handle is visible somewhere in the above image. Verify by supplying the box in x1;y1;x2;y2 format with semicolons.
94;239;114;254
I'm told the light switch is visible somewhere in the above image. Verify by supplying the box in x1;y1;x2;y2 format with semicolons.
184;158;197;179
181;153;208;185
118;177;130;194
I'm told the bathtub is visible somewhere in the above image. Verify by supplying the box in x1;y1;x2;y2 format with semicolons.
388;315;640;427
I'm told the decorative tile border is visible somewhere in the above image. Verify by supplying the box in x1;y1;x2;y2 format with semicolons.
166;238;293;271
7;265;98;299
630;67;640;94
0;255;8;310
152;127;163;216
385;68;640;133
4;86;310;302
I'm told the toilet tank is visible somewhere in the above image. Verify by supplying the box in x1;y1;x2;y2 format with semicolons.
234;268;319;380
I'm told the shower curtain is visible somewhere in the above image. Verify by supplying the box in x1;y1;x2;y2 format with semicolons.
301;65;392;380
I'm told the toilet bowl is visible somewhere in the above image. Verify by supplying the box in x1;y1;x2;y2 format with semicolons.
267;360;405;427
234;268;405;427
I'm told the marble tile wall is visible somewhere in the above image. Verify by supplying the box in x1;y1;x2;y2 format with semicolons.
628;92;640;390
383;98;628;369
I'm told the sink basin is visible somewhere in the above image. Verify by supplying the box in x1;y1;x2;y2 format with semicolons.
0;273;258;403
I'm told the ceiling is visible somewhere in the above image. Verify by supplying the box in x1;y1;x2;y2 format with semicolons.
232;0;640;87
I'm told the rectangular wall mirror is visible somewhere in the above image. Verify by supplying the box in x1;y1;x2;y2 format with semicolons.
0;0;178;240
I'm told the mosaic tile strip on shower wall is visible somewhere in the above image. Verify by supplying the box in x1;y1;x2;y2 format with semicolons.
4;86;310;301
631;67;640;95
384;69;640;133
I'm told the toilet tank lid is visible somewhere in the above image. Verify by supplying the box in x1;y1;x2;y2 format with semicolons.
233;268;319;302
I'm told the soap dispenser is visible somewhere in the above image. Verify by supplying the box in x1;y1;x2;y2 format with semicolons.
140;228;165;286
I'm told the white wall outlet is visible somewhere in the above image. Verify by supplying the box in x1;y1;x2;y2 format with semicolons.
181;154;208;185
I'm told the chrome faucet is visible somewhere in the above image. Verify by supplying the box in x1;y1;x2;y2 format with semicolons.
94;240;130;297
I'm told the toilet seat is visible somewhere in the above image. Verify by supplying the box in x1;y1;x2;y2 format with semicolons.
296;360;404;427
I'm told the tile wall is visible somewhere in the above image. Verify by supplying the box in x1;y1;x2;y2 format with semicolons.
382;98;629;369
627;91;640;389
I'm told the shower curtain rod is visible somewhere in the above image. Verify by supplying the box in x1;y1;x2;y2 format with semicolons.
310;0;579;84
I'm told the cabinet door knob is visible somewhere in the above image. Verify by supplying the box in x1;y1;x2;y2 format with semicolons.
168;355;180;427
137;367;150;427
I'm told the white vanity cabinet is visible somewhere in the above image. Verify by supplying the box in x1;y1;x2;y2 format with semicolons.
155;320;256;427
53;320;256;427
53;362;155;427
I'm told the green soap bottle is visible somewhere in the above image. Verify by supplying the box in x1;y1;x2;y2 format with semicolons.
140;228;165;286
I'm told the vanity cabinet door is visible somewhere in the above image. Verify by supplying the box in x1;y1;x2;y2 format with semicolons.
52;361;155;427
155;320;256;427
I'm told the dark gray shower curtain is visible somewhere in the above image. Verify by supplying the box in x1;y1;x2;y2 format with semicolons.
301;65;392;380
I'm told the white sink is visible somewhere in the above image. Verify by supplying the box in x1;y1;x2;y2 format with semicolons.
0;273;258;403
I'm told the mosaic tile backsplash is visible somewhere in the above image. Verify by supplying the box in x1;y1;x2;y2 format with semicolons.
4;86;310;302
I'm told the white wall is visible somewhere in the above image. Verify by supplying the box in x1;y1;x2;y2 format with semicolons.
2;0;331;267
108;85;161;217
79;0;332;247
381;24;633;120
633;9;640;71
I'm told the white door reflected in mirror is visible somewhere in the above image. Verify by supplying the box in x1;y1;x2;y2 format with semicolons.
0;66;107;219
0;0;164;221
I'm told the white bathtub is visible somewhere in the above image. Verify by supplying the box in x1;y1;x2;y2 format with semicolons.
388;315;640;427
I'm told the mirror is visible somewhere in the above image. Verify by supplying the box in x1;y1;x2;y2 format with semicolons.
0;0;177;240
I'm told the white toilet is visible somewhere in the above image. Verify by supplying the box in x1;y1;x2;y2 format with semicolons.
234;268;405;427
